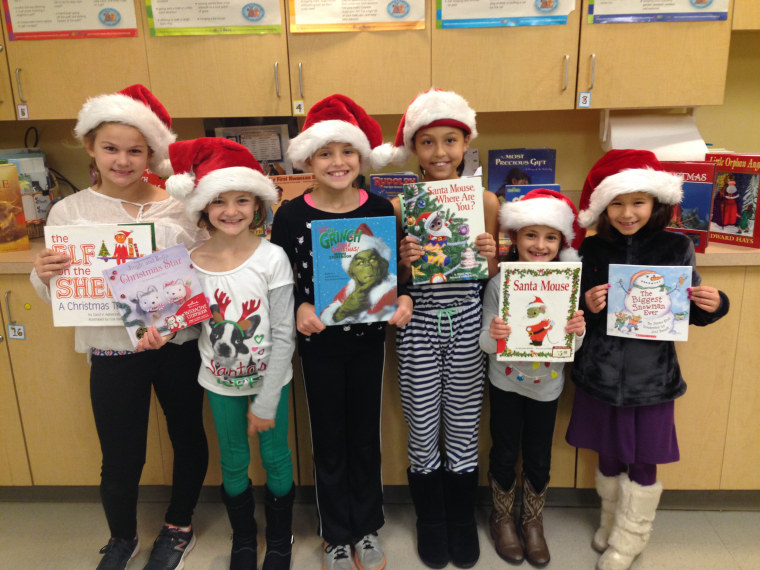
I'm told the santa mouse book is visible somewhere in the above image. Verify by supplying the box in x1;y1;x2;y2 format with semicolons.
311;216;397;326
401;176;488;284
497;261;582;362
606;264;691;342
103;243;212;346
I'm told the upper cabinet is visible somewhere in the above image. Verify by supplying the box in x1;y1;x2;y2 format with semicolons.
432;8;580;112
0;41;16;121
732;0;760;29
143;2;291;118
576;0;733;109
0;0;150;120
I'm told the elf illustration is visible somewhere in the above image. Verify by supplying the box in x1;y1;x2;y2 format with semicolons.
524;296;554;346
113;230;131;264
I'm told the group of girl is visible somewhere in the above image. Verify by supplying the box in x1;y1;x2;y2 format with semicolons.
31;83;728;570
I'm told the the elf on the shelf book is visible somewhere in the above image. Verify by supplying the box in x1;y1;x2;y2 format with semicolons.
497;262;582;362
402;176;488;284
44;224;154;326
705;152;760;248
311;216;397;326
606;264;691;342
104;244;212;346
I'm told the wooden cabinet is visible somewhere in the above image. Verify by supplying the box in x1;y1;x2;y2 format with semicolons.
0;0;150;120
0;41;16;121
732;0;760;30
576;0;733;109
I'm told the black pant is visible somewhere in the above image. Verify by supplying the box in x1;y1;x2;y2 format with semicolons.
488;383;558;492
299;334;385;544
90;340;208;539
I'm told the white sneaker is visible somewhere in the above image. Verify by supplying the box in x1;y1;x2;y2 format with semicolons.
353;533;386;570
324;542;355;570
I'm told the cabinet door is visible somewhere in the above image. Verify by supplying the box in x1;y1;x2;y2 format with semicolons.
143;4;291;118
576;0;732;109
2;274;166;485
733;0;760;30
0;0;150;120
432;9;580;112
0;41;16;121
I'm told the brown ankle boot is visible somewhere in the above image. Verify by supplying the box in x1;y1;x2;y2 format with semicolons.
520;477;550;568
489;473;524;563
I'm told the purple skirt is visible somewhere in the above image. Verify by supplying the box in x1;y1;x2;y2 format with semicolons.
566;386;679;465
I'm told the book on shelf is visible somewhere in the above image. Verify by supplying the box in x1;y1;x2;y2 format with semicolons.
261;173;316;238
103;243;212;347
311;216;398;326
497;261;582;362
369;172;419;200
489;183;561;256
0;163;29;252
402;176;489;284
661;161;716;253
487;148;556;198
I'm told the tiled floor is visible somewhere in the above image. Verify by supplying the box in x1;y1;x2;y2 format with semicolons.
1;499;759;569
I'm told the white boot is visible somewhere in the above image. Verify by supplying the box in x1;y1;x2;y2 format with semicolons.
596;478;663;570
592;469;623;552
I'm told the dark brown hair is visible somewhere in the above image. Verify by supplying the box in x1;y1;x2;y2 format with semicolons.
594;197;673;241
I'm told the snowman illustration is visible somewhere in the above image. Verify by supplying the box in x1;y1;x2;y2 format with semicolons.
615;270;686;335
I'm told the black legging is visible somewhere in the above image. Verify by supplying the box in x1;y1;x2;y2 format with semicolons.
90;340;208;539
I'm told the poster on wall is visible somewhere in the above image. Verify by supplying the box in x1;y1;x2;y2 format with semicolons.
588;0;728;24
2;0;138;40
437;0;575;29
214;124;294;175
289;0;425;32
146;0;282;36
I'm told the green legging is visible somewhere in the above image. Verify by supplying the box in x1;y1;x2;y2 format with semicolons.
207;384;293;498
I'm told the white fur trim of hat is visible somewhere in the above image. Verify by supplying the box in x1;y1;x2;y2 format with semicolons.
287;120;373;172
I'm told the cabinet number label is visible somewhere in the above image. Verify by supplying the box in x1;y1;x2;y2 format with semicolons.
578;92;592;108
8;324;25;340
293;100;305;116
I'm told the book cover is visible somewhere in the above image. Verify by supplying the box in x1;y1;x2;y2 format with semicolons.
103;243;212;347
662;161;715;253
0;163;29;252
497;261;582;362
487;148;556;195
311;216;398;326
402;176;489;284
262;173;316;238
606;264;691;342
705;153;760;248
489;183;561;256
369;172;419;200
45;224;155;326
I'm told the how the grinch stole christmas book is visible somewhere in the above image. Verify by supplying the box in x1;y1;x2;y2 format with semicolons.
104;244;212;347
497;262;582;362
402;176;488;284
606;264;691;342
311;216;398;326
44;224;155;326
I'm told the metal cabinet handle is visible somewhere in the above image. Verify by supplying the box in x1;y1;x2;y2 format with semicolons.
5;290;15;325
298;62;304;98
15;68;27;103
562;55;569;91
589;53;596;91
274;62;280;98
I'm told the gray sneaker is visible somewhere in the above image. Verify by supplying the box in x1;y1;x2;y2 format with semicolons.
353;533;386;570
324;542;355;570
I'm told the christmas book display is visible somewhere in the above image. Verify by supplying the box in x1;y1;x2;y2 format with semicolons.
606;264;691;342
0;163;29;252
487;148;556;197
662;161;715;253
44;224;155;326
369;172;419;200
402;176;489;284
263;173;316;237
705;152;760;248
497;262;582;362
103;243;212;346
311;216;398;326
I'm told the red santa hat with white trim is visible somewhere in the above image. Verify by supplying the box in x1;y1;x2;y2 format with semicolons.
341;223;392;272
287;94;383;172
577;149;683;228
527;297;547;312
165;137;278;223
74;84;176;177
371;88;478;168
499;188;584;261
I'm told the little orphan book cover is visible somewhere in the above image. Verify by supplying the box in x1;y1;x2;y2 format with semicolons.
497;262;582;362
103;244;212;346
402;176;488;284
311;216;398;326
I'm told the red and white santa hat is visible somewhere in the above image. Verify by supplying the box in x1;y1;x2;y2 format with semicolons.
371;88;478;168
74;84;176;177
499;188;584;261
287;94;383;172
341;222;392;272
527;297;547;312
166;137;279;223
578;149;683;228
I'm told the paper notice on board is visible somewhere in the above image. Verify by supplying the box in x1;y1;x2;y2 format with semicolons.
290;0;425;32
438;0;575;29
589;0;728;23
146;0;282;36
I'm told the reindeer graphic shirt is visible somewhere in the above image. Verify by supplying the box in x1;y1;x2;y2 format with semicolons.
194;239;295;418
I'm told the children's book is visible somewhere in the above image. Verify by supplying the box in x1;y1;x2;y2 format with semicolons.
705;152;760;248
487;148;556;194
497;261;582;362
262;173;316;238
311;216;398;326
44;224;155;326
606;264;691;342
0;163;29;252
402;176;489;284
490;183;562;256
103;244;212;346
661;161;715;253
369;172;419;200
